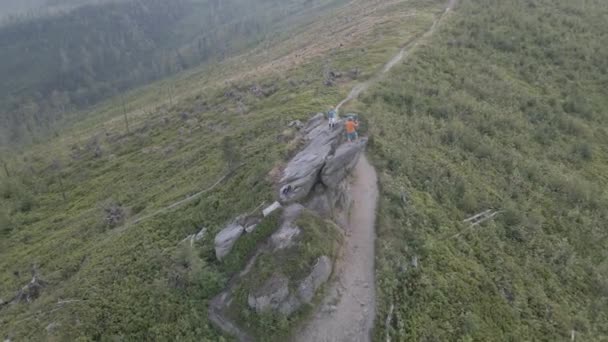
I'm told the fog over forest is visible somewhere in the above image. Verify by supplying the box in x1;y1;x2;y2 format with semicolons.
0;0;115;18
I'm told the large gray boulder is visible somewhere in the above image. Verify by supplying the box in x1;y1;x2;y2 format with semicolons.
278;143;330;203
298;256;333;303
321;138;368;188
279;115;344;203
214;222;245;260
247;274;290;313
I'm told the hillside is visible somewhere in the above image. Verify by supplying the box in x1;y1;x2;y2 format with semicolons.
344;0;608;340
0;0;443;340
2;0;607;340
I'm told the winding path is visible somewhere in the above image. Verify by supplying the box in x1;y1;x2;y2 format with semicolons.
296;155;378;342
296;0;458;340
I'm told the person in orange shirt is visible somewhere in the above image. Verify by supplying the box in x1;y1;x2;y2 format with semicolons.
345;117;359;142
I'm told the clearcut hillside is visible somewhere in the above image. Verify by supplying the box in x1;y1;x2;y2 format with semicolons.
344;0;608;340
0;0;445;340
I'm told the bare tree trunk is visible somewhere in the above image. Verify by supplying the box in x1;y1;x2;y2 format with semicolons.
122;96;130;134
58;174;67;201
1;158;10;178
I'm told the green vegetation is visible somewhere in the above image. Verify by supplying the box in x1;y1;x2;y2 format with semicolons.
0;0;443;339
17;0;606;339
349;0;608;340
0;67;332;341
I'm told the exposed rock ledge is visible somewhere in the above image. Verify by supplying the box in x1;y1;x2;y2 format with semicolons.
279;112;367;206
208;113;367;340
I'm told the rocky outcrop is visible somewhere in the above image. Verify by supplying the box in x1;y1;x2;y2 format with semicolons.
279;114;345;204
278;145;329;203
321;138;368;188
279;113;366;213
214;222;245;260
1;273;46;307
209;113;365;340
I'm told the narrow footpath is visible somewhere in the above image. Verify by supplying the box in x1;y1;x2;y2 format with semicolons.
296;155;378;342
296;0;458;340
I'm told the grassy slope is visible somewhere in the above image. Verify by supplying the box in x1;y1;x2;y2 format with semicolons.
0;0;443;340
346;0;608;340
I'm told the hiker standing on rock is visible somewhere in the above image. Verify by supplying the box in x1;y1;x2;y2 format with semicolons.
328;108;339;129
345;116;359;142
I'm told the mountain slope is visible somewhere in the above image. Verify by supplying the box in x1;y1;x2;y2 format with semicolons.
345;0;608;340
0;0;347;145
0;0;442;340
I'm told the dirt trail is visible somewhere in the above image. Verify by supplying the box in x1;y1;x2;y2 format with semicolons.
296;0;458;341
336;0;457;112
296;155;378;342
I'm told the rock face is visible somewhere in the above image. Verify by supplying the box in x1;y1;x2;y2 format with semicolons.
279;113;366;212
208;113;365;340
298;256;333;303
248;274;290;313
321;138;368;188
215;222;245;260
279;114;345;204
